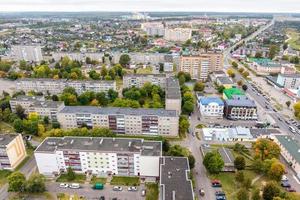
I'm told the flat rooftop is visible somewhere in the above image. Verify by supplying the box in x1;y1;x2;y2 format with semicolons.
59;106;178;117
11;95;45;102
166;77;181;99
0;134;18;147
124;74;166;78
160;157;194;200
225;96;256;107
35;137;162;157
275;135;300;164
30;101;64;108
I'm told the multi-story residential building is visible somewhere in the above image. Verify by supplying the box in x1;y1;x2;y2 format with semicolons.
0;134;27;170
141;22;165;36
197;96;224;118
272;135;300;179
10;95;45;112
160;157;194;200
10;95;65;121
250;58;282;75
10;45;43;62
16;78;116;95
35;137;162;179
224;96;257;120
165;77;181;114
276;73;300;89
164;28;192;42
57;106;179;136
123;74;167;88
179;53;223;80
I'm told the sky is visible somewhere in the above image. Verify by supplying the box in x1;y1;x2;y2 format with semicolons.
0;0;300;13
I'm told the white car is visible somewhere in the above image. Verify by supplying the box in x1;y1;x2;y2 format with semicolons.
59;183;69;188
69;183;80;189
128;186;137;191
113;186;123;191
282;175;288;182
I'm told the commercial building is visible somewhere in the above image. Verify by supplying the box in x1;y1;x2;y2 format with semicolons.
123;74;167;88
16;78;116;95
224;96;257;120
57;106;179;136
179;53;223;80
35;137;162;179
165;77;181;114
0;134;27;170
160;157;194;200
202;127;254;141
272;135;300;179
223;88;245;99
276;73;300;89
164;28;192;42
197;96;224;118
10;45;43;62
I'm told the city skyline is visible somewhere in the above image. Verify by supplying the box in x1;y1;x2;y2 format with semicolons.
0;0;300;13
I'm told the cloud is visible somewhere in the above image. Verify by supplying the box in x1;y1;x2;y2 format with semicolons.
0;0;299;13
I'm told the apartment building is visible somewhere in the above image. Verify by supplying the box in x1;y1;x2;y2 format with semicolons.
123;74;167;88
10;95;65;121
57;106;179;136
141;22;165;36
164;28;192;42
0;134;27;170
224;96;257;120
197;96;224;118
35;137;162;179
165;77;181;114
16;78;116;95
10;95;45;112
179;53;223;80
160;157;194;200
10;45;43;62
276;73;300;89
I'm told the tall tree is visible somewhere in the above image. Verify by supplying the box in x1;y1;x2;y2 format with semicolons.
8;172;26;192
203;151;224;174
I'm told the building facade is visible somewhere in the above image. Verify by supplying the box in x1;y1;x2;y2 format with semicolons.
276;73;300;89
224;96;257;120
10;45;43;62
10;95;45;112
0;134;27;170
164;28;192;42
57;106;179;136
179;53;223;80
197;96;224;118
35;137;162;179
16;78;116;95
123;74;167;88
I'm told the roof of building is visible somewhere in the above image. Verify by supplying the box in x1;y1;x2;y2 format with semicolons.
17;78;115;84
11;95;45;102
124;74;166;78
166;77;181;99
160;157;194;200
275;135;300;164
278;73;300;78
199;97;224;106
217;76;234;85
35;137;162;156
223;88;244;99
250;58;281;67
202;127;254;140
225;96;257;107
29;100;64;109
218;147;234;165
0;134;18;147
59;106;178;117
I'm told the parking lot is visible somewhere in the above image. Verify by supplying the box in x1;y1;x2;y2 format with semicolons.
46;183;146;200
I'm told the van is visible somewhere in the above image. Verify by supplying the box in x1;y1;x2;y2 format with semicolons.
93;183;104;190
289;126;296;133
69;183;80;189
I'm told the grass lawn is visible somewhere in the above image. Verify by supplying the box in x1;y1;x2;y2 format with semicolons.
136;66;152;74
0;169;12;186
90;176;107;185
110;176;140;186
10;192;55;200
57;193;85;200
0;122;14;133
56;174;86;183
287;29;300;51
231;150;253;167
145;183;159;200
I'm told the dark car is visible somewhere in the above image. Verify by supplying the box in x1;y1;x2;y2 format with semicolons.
281;181;291;188
99;196;105;200
215;191;226;200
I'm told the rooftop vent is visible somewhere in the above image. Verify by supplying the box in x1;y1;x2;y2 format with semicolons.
128;142;132;147
99;138;103;145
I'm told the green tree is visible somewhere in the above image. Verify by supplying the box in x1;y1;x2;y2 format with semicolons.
242;84;248;91
66;167;75;181
101;66;108;77
119;54;131;67
232;61;238;68
194;81;205;92
286;101;291;108
252;188;261;200
15;105;26;119
182;101;194;115
253;139;281;160
268;160;285;181
255;52;263;58
235;170;245;183
26;174;46;193
13;119;23;133
234;156;246;170
237;188;249;200
188;154;195;169
227;68;235;78
8;172;26;192
269;45;279;59
203;151;224;174
262;182;280;200
242;71;250;78
178;75;186;85
108;89;118;102
179;115;189;138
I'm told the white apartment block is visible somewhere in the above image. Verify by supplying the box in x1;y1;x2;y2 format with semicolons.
10;95;45;112
180;53;223;80
16;78;116;95
57;106;179;137
10;45;43;62
165;77;181;114
164;28;192;42
34;137;162;179
123;74;167;88
141;22;165;36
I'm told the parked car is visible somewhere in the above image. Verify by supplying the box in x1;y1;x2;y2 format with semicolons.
281;175;288;182
128;186;137;191
289;126;296;133
281;181;291;188
212;180;222;187
99;196;105;200
113;186;123;191
199;188;205;196
215;191;226;200
69;183;80;189
93;183;104;190
59;183;69;188
141;189;146;196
